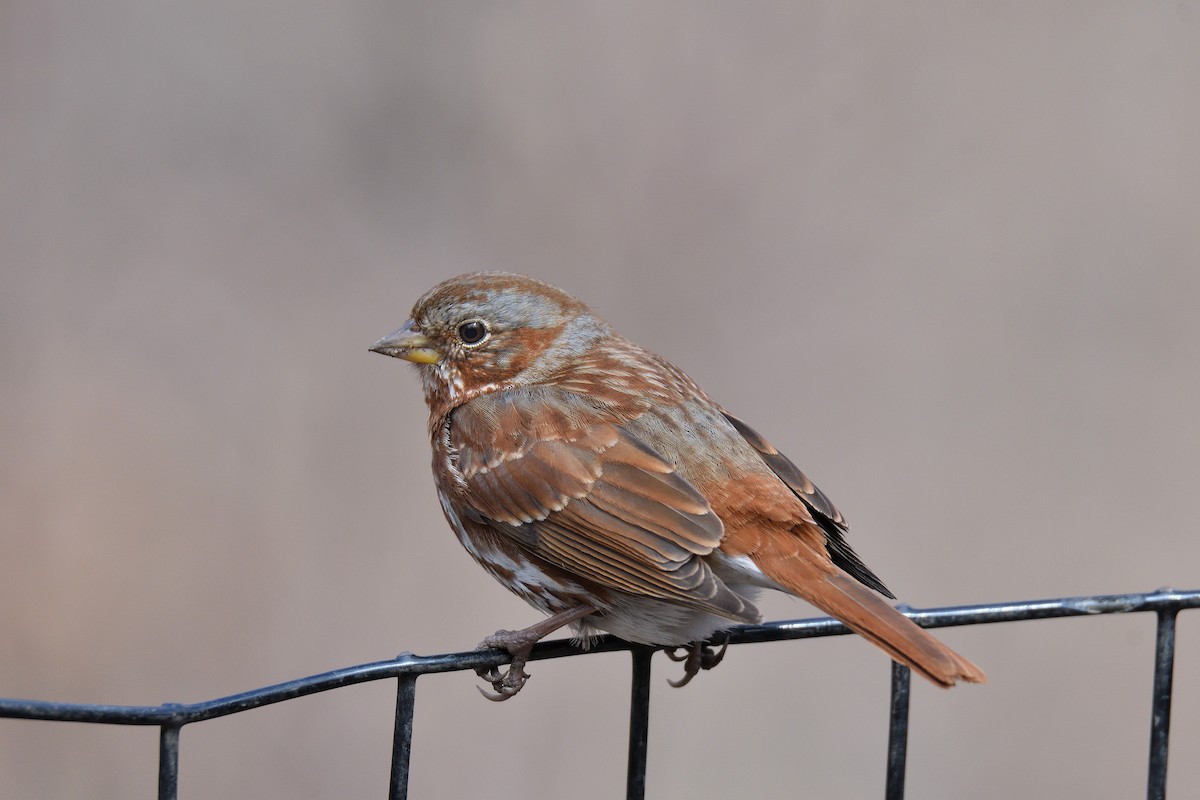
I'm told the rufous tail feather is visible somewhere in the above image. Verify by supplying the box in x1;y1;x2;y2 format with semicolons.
759;553;986;687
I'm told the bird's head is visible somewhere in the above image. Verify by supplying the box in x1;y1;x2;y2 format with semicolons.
371;272;613;419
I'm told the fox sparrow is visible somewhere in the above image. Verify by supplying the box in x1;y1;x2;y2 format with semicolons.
372;272;984;699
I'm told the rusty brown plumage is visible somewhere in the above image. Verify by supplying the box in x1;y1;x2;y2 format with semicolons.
372;272;984;698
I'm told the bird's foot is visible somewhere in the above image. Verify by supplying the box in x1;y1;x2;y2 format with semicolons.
475;628;543;701
471;605;600;700
664;636;730;688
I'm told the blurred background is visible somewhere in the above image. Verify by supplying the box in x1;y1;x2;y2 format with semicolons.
2;2;1198;798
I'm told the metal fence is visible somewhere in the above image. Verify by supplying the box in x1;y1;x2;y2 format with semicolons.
2;588;1196;800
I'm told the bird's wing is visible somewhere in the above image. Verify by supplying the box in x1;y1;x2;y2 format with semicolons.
719;410;894;598
448;390;756;621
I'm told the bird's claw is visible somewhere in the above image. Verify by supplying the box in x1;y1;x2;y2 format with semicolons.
475;630;537;701
475;662;530;701
665;637;729;688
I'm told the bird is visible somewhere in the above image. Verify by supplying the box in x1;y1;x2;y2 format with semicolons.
371;272;985;699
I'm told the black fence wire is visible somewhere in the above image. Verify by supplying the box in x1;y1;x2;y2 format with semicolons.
2;587;1196;800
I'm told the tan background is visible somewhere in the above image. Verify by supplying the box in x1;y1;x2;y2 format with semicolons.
3;3;1199;798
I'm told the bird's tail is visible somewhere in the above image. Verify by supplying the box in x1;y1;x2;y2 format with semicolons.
758;549;985;687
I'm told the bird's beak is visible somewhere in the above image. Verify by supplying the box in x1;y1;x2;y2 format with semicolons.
370;320;441;364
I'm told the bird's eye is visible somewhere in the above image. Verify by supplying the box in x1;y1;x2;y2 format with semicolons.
457;319;489;345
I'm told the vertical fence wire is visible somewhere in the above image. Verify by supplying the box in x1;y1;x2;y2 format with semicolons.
626;647;654;800
389;674;419;800
157;724;180;800
1146;608;1178;800
885;661;912;800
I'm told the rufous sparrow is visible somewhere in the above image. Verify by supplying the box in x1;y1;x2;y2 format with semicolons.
372;272;984;699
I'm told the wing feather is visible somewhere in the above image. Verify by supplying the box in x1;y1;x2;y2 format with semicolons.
450;391;755;622
720;409;895;598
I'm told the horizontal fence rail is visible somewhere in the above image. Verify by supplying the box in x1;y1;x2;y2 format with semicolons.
2;588;1197;799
